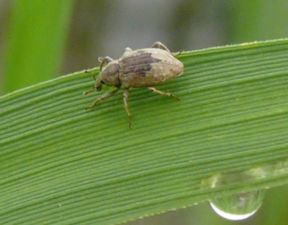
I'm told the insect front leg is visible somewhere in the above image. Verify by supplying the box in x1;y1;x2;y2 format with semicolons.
98;56;113;71
147;87;179;100
123;88;133;128
83;87;96;96
83;83;98;95
86;88;120;110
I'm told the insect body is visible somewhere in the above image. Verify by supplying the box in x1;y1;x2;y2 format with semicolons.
84;41;184;128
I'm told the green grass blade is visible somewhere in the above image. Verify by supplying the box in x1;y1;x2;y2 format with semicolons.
228;0;288;42
3;0;74;93
1;39;288;225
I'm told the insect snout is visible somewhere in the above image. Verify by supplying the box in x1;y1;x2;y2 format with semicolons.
96;81;104;91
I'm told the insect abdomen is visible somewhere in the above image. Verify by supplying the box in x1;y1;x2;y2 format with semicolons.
119;49;183;88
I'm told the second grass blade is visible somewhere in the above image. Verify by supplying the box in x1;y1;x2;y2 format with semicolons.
3;0;74;93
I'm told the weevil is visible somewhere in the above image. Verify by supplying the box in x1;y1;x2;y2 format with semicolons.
84;41;184;128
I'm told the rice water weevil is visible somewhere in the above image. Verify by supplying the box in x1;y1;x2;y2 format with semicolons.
84;41;184;128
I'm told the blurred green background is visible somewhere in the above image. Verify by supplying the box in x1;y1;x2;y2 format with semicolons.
0;0;287;224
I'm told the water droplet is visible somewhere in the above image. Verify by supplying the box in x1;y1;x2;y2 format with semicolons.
200;159;288;220
209;190;265;221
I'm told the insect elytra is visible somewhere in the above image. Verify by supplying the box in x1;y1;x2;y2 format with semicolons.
84;41;184;128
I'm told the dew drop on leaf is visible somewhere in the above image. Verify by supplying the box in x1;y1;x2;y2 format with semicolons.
209;190;265;220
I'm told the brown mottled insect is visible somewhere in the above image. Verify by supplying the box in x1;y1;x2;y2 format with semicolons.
84;41;184;128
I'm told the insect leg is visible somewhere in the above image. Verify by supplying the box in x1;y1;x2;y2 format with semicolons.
83;84;98;95
98;56;113;71
147;87;180;100
173;50;183;58
152;41;171;52
86;88;119;110
83;77;100;95
123;88;133;128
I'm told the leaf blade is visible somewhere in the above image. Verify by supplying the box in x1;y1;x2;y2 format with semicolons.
1;39;288;224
